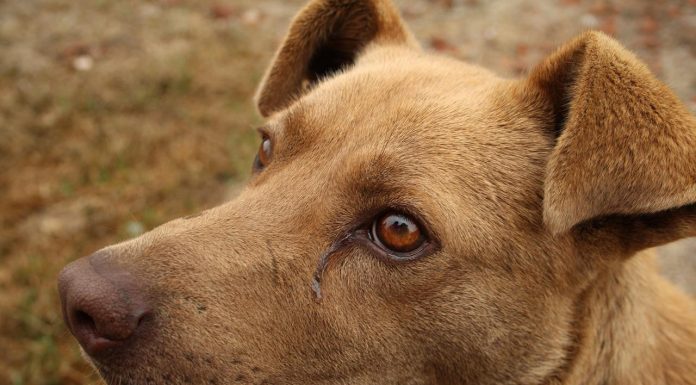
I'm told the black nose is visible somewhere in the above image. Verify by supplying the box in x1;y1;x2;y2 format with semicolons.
58;253;150;356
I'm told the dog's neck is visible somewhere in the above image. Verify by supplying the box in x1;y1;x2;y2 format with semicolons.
562;252;696;385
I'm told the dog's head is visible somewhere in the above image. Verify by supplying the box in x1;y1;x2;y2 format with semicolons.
58;1;696;384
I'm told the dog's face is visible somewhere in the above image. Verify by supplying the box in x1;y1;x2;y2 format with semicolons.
58;1;696;384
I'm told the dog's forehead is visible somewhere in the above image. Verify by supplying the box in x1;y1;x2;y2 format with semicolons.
273;48;511;152
260;47;550;200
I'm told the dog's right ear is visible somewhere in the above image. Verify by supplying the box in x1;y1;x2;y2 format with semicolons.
255;0;418;117
526;31;696;253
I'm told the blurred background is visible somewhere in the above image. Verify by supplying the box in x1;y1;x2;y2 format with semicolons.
0;0;694;384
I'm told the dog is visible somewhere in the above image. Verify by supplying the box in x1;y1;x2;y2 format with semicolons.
58;0;696;384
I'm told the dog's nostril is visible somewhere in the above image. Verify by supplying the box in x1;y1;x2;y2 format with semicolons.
74;310;96;332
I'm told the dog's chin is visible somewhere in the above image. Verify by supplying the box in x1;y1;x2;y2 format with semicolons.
83;347;271;385
88;360;137;385
89;362;203;385
92;364;201;385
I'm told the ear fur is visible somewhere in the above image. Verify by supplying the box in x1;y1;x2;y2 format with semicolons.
255;0;417;117
528;31;696;237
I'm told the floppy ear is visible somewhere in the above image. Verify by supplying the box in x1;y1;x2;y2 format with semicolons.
255;0;418;117
528;31;696;244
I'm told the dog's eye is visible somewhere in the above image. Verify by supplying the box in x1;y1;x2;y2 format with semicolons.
253;136;272;171
371;212;425;254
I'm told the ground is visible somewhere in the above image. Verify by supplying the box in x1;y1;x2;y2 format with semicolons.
0;0;694;384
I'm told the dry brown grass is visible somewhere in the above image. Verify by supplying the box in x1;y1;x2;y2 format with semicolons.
1;1;693;384
0;1;287;383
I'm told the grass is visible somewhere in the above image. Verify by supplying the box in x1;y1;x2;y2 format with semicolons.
0;0;282;383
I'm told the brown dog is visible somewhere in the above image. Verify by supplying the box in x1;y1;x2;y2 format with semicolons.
58;1;696;384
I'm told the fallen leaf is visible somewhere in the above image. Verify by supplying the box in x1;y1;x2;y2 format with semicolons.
210;3;237;20
429;36;458;53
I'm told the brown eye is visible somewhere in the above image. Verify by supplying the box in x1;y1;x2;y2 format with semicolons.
254;136;272;171
371;212;425;253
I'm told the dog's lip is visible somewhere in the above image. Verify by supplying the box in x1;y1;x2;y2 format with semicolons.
76;329;120;356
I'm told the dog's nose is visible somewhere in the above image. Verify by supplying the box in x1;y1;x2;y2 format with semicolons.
58;253;150;356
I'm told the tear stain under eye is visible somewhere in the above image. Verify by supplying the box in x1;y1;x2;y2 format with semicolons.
311;232;355;302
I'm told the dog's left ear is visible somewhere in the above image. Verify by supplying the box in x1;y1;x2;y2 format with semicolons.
255;0;417;117
527;31;696;246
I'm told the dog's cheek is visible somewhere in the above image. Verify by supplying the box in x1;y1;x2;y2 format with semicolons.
385;265;578;384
